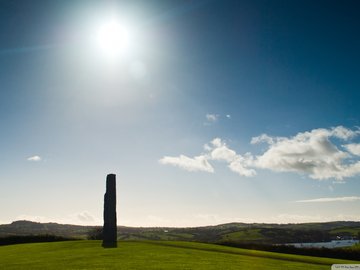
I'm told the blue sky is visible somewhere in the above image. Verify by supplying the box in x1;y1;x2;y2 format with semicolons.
1;0;360;226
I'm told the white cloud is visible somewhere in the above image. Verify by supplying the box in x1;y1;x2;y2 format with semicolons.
228;154;256;177
27;155;41;161
209;139;237;162
206;113;219;122
77;211;95;222
159;155;214;173
344;143;360;156
208;138;256;177
254;126;360;180
331;126;360;139
160;126;360;181
160;138;255;177
251;134;275;145
226;114;231;119
295;196;360;203
69;211;100;225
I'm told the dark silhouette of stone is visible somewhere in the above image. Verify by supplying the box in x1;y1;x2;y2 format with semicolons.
102;174;117;248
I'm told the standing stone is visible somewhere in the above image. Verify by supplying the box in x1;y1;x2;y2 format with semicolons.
102;174;117;248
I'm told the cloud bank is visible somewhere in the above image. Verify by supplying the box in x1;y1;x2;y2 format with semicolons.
159;155;214;173
344;143;360;156
295;196;360;203
14;211;99;225
159;138;255;177
160;126;360;181
253;126;360;180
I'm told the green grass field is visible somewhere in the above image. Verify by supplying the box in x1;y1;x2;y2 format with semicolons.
221;228;263;241
0;240;359;269
330;227;360;237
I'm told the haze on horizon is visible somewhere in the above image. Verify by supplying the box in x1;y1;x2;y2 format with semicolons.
1;0;360;227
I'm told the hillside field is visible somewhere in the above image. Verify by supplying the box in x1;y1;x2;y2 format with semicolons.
0;240;359;269
2;221;360;245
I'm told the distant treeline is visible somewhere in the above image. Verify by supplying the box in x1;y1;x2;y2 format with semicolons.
258;228;331;244
218;241;360;261
0;235;79;246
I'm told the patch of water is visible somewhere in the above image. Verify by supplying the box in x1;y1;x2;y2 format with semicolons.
288;240;359;249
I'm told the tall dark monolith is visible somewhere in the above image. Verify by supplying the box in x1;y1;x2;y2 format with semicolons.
102;174;117;248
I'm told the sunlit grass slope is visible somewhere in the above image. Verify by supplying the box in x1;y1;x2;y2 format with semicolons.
0;240;359;269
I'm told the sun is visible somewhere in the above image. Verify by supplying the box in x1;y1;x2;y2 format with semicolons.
94;18;131;59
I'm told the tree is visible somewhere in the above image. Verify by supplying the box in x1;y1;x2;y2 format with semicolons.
87;227;103;240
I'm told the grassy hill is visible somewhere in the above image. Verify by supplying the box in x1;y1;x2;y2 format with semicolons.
0;220;92;239
2;220;359;244
0;240;359;269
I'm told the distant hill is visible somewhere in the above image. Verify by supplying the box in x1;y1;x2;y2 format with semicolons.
1;220;360;244
0;220;93;239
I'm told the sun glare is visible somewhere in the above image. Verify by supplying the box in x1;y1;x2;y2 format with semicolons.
94;18;131;59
